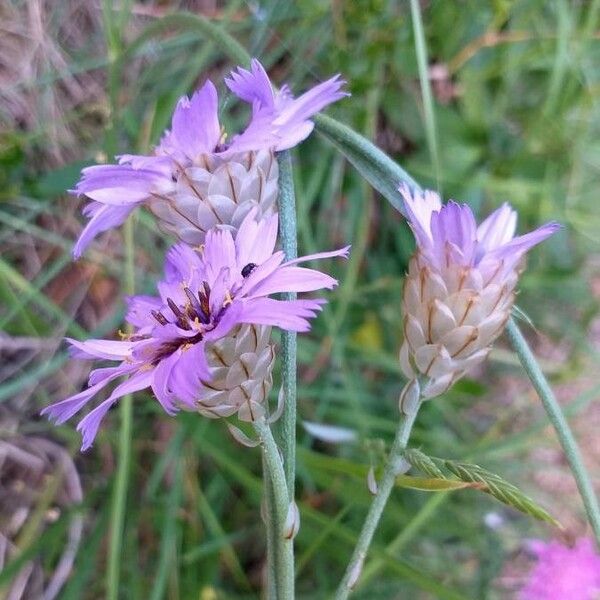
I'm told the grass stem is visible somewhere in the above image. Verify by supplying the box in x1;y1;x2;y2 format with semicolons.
254;418;294;600
335;401;422;599
506;318;600;547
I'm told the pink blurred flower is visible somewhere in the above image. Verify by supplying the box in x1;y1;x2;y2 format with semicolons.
520;538;600;600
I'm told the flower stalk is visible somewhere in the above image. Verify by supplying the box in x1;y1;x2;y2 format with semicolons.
254;417;295;600
506;318;600;547
276;150;298;499
335;398;422;599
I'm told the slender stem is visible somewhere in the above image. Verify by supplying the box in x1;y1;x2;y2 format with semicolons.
506;318;600;546
107;216;135;600
410;0;442;191
103;2;136;596
254;418;295;600
335;402;422;599
263;455;278;600
276;150;298;500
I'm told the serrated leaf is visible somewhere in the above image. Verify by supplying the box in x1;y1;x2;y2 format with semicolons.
404;448;446;479
443;460;561;527
396;475;484;492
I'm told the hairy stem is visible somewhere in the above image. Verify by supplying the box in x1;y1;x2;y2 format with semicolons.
254;418;295;600
506;318;600;546
335;401;422;599
276;150;298;500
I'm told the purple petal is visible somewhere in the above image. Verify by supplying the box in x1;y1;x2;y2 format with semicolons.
399;184;441;247
166;343;210;408
239;251;286;295
245;266;338;297
67;337;137;360
41;363;137;425
77;369;153;451
235;210;279;265
204;301;244;342
273;74;348;127
227;64;347;153
476;202;517;254
75;164;165;205
170;81;221;159
201;229;236;282
125;295;163;329
430;202;478;266
225;59;275;110
485;222;561;270
164;243;202;284
282;245;351;267
73;202;135;259
151;351;181;415
237;298;326;332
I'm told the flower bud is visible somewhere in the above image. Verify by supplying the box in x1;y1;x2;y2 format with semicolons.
398;186;559;399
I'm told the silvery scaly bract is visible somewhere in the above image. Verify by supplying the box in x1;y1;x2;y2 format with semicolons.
72;59;347;256
398;186;560;404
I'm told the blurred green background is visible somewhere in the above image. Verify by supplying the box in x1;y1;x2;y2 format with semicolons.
1;1;599;598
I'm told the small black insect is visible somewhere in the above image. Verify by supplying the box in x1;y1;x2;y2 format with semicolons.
241;263;257;278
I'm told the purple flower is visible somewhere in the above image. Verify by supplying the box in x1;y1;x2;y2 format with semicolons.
43;211;349;450
72;59;347;257
401;186;560;281
519;538;600;600
398;186;560;401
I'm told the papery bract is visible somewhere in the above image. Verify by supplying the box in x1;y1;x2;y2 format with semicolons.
399;185;560;400
43;211;349;450
73;59;347;256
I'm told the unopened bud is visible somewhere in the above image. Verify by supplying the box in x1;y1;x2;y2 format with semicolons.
399;379;421;415
367;466;378;495
284;501;300;540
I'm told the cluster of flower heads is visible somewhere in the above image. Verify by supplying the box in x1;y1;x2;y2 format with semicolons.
44;58;561;451
399;185;559;405
43;60;349;450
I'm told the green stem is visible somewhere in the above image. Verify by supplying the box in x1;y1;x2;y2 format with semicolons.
107;218;135;600
103;2;136;596
506;318;600;546
263;455;278;600
276;150;298;500
335;401;422;599
409;0;441;190
254;418;295;600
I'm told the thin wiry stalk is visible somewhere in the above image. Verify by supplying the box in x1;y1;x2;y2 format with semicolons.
506;318;600;547
103;4;134;596
335;401;422;599
276;150;298;500
410;0;442;191
106;216;135;600
254;418;294;600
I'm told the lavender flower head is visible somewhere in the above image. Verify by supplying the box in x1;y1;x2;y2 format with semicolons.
73;59;347;256
399;186;560;403
519;538;600;600
43;211;349;450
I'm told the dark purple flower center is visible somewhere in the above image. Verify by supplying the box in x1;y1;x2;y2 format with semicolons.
148;282;219;362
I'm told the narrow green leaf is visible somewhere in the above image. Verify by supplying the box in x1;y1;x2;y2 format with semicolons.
314;113;421;214
396;475;483;492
